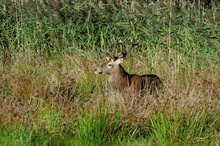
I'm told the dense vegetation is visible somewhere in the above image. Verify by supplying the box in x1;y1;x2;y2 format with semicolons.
0;0;219;145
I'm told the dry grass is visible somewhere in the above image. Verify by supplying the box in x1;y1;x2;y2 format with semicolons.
1;50;219;121
0;0;219;144
0;50;219;145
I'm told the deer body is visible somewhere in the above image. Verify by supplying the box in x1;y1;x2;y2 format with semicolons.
94;56;162;95
94;39;162;95
108;65;143;92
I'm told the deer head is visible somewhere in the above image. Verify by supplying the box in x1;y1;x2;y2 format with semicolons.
94;38;138;76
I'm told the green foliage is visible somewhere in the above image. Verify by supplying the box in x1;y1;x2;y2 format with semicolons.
75;114;120;145
75;111;143;146
0;0;219;145
150;112;220;145
1;0;219;65
0;126;74;146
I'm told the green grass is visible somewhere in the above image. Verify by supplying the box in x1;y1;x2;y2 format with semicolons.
0;0;220;145
0;126;75;146
150;112;219;145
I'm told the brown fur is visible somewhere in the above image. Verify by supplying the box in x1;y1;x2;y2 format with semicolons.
94;56;162;96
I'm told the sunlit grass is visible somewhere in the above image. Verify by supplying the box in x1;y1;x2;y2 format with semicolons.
0;0;220;145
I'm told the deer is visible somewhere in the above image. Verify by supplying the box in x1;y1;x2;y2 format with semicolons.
94;39;163;96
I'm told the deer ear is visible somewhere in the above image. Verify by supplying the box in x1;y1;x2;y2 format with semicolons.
115;58;124;64
106;57;111;61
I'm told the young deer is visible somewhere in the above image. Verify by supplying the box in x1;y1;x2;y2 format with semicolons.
94;40;162;96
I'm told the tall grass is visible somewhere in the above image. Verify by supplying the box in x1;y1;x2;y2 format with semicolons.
0;0;220;145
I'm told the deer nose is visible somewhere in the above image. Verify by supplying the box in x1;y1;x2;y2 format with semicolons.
94;68;102;74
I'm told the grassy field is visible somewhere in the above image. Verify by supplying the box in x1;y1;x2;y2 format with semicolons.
0;0;220;145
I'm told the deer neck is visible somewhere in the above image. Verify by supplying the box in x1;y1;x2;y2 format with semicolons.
109;65;129;91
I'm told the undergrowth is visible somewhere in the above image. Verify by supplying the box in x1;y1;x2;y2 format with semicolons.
0;0;220;145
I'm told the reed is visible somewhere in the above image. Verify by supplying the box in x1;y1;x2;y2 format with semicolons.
0;0;219;145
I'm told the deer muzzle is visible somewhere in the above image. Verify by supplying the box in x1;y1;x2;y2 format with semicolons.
94;68;102;74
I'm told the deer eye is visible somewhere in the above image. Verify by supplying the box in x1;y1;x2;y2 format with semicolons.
108;64;113;67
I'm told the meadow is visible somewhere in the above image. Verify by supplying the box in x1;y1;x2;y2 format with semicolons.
0;0;219;145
